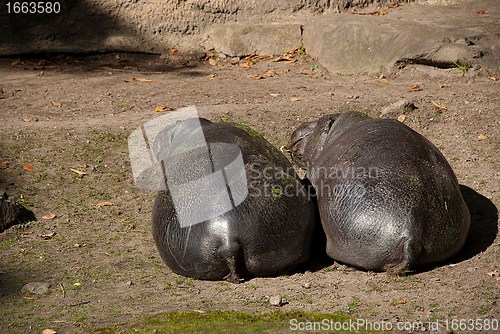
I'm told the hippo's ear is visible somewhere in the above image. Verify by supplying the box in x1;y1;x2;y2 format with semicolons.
288;120;318;166
319;114;339;137
289;120;318;147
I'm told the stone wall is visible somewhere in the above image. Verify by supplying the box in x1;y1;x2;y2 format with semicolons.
0;0;413;55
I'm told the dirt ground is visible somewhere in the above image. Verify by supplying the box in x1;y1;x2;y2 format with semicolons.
0;50;498;333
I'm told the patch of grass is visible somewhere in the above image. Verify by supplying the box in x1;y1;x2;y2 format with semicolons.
365;283;382;293
477;305;491;315
0;234;20;249
118;101;129;110
92;310;381;334
347;297;359;314
244;283;257;290
388;275;420;284
311;64;319;72
75;312;88;324
452;59;469;76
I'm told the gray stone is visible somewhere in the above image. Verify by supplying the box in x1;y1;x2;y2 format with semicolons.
380;100;417;117
0;192;36;233
21;282;51;295
204;24;302;57
269;295;284;306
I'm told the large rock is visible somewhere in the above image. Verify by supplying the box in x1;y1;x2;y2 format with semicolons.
303;0;500;75
204;24;302;56
0;192;36;233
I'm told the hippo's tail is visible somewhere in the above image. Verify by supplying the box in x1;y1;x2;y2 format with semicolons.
383;236;422;275
218;240;244;283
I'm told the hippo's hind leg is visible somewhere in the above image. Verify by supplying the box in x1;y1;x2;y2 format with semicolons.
384;236;422;275
218;241;244;283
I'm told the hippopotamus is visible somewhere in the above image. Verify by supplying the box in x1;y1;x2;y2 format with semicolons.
288;112;470;274
151;118;315;282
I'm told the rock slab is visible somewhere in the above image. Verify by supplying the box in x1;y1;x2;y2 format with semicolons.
0;192;36;233
303;0;500;75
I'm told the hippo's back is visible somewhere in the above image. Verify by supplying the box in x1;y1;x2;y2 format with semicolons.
310;117;470;272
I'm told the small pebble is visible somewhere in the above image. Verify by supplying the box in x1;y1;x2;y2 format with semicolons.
21;282;51;295
269;295;283;306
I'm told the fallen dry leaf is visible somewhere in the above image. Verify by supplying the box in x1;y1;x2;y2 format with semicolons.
241;54;271;66
51;101;62;107
379;78;389;85
155;106;176;112
132;77;153;83
40;232;57;240
271;55;295;63
74;243;87;248
264;70;277;77
487;76;499;81
123;65;139;71
0;161;9;169
290;96;303;102
94;201;117;207
169;47;178;56
11;59;24;66
378;8;389;16
398;298;406;304
487;269;499;277
348;8;380;15
208;58;218;66
208;73;217;80
42;213;57;220
410;84;422;92
111;209;123;215
397;115;406;123
23;163;34;171
70;168;86;177
250;75;266;80
431;100;447;110
42;328;57;334
388;2;399;8
476;10;487;15
237;62;251;68
477;134;488;141
22;117;31;122
79;164;90;168
270;93;281;97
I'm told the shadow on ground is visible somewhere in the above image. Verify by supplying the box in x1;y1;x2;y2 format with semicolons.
0;52;208;76
295;184;498;276
452;185;499;262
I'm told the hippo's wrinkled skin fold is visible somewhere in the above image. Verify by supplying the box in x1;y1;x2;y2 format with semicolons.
289;112;470;274
152;119;315;283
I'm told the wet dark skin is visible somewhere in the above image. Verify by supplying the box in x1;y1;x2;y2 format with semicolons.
288;112;470;274
152;118;315;283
